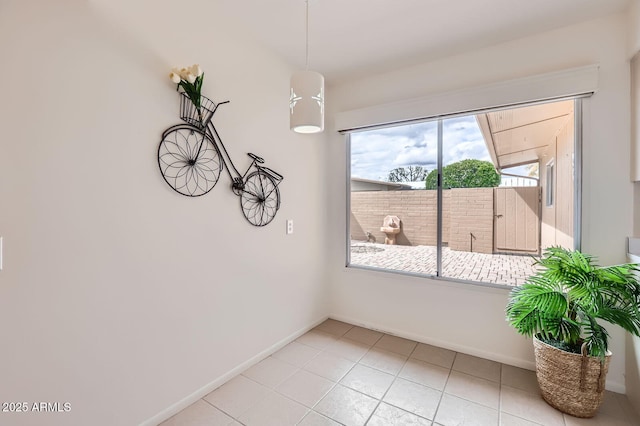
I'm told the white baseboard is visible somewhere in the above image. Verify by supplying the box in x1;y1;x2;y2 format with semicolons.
139;315;329;426
328;313;535;370
328;313;627;393
607;381;626;394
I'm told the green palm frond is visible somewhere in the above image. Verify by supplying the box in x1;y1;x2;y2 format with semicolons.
506;246;640;357
558;317;582;345
581;315;609;359
506;281;567;338
597;302;640;336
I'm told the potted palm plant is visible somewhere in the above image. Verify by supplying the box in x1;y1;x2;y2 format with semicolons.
506;247;640;417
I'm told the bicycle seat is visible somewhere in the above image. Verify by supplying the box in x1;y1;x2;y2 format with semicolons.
247;153;264;163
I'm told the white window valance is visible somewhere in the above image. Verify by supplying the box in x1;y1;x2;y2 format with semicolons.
335;64;598;133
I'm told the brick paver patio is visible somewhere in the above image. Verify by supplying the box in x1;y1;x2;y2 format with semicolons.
350;241;539;286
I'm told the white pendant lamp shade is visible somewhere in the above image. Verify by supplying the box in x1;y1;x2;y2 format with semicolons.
290;0;324;134
290;70;324;133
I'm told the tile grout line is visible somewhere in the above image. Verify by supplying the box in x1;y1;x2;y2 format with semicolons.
209;350;317;425
325;326;382;425
498;380;553;426
297;324;357;425
306;329;421;424
499;363;514;426
345;336;503;424
360;342;412;426
429;351;457;425
199;397;241;424
333;327;384;425
360;339;437;425
296;326;352;424
497;363;503;426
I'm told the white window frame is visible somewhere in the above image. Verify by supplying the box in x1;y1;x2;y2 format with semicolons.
345;98;584;288
339;66;594;287
546;159;555;207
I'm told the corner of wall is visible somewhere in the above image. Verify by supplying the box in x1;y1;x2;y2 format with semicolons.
629;0;640;58
626;333;640;417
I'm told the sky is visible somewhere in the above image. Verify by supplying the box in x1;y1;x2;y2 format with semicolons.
351;115;492;182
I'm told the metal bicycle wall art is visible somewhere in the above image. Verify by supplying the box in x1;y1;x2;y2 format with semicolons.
158;65;283;226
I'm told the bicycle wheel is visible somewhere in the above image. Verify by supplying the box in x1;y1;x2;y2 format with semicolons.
240;171;281;226
158;125;223;197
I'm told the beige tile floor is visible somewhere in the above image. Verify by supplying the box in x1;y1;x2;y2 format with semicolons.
160;320;640;426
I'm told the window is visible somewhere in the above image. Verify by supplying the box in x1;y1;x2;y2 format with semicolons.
546;160;555;207
348;98;580;287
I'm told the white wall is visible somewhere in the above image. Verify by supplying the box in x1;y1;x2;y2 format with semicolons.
627;333;640;415
629;0;640;57
326;13;633;392
0;1;328;425
627;2;640;416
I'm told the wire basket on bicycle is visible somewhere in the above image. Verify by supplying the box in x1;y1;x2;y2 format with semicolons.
179;92;217;128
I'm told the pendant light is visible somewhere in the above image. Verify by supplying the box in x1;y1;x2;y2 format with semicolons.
290;0;324;133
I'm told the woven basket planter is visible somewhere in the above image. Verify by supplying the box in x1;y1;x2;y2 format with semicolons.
533;336;611;418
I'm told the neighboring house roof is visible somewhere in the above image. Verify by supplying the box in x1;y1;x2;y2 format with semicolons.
351;177;412;191
399;181;427;190
475;100;574;171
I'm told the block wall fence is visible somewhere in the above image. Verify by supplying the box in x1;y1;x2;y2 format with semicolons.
350;188;494;253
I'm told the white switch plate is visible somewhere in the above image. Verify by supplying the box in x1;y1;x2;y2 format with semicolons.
286;220;293;235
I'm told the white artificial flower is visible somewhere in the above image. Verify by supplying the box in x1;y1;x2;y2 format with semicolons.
190;64;203;77
169;72;181;84
179;67;190;79
186;73;196;84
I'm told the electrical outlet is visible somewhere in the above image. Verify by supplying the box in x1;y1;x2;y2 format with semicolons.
286;220;293;235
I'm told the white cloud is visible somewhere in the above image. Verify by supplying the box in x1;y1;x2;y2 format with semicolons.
351;115;490;181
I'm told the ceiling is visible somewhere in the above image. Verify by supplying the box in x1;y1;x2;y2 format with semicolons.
208;0;630;82
476;100;574;171
93;0;630;83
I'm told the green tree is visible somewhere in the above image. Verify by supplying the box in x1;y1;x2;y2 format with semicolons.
425;159;500;189
387;166;428;182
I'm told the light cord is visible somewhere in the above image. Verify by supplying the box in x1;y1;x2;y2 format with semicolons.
305;0;309;70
